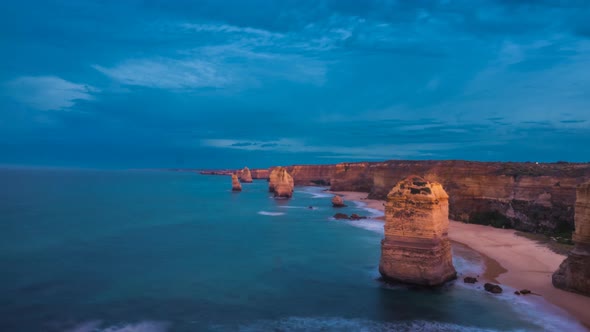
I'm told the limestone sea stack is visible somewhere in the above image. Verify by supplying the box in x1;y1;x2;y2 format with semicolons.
240;167;253;183
332;195;347;207
552;182;590;296
269;167;294;198
379;176;456;286
231;174;242;192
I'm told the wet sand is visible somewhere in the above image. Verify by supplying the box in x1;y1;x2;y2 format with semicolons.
330;190;590;330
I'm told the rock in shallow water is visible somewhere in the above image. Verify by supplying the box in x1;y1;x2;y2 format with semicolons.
333;213;350;220
269;167;294;198
464;277;478;284
379;176;457;287
231;174;242;192
552;181;590;296
332;195;347;207
484;283;503;294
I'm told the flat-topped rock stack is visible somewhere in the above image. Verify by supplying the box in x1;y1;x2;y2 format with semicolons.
553;182;590;296
231;173;242;192
269;167;294;198
379;176;456;286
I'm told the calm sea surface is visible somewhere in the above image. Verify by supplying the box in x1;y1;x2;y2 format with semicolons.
0;169;583;331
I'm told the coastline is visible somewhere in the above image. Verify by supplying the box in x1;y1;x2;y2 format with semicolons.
330;190;590;330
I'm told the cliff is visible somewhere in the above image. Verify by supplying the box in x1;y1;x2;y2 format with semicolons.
271;160;590;235
553;182;590;296
379;176;456;286
201;160;590;235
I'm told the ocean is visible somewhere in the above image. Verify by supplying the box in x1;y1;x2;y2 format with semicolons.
0;169;584;332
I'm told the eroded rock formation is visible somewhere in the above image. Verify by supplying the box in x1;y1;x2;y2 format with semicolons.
204;160;590;235
379;176;456;286
332;195;346;207
552;182;590;296
269;167;294;198
231;174;242;192
240;167;253;183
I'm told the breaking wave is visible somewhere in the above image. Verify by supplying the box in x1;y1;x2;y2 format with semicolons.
258;211;285;216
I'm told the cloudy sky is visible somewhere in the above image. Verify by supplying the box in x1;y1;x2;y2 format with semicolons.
1;0;589;168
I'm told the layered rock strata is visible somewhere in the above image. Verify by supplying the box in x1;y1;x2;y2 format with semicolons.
231;174;242;192
269;167;294;198
379;176;456;286
240;167;253;183
552;182;590;296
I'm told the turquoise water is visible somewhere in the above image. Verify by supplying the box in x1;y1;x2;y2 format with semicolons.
0;169;584;331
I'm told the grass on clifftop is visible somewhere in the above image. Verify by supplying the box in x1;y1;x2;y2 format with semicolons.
515;232;574;256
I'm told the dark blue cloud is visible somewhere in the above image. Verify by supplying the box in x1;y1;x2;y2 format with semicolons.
0;0;589;168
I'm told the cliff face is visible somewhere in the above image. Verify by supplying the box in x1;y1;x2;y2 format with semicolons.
379;176;456;286
553;182;590;296
269;167;294;198
280;160;589;234
239;167;253;183
283;165;336;186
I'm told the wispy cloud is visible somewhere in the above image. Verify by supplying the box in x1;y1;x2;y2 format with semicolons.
4;76;98;111
200;138;474;159
93;58;230;89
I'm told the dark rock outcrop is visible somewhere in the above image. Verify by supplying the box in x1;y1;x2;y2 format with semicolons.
379;176;457;286
333;213;349;220
552;182;590;296
484;283;503;294
464;277;478;284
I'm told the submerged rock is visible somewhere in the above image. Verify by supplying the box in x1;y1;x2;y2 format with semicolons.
484;283;503;294
269;167;294;198
333;213;349;220
379;176;457;287
553;181;590;296
332;195;347;207
231;174;242;192
350;214;366;220
240;167;253;183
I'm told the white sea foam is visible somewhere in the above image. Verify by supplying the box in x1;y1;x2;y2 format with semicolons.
297;186;331;198
258;211;285;216
65;321;169;332
211;317;507;332
344;218;384;235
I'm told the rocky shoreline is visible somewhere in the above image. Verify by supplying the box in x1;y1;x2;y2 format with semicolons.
201;160;590;237
331;190;590;330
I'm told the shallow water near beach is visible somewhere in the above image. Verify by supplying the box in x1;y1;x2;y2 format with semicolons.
0;169;585;331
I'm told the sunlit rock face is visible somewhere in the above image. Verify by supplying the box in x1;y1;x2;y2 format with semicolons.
553;182;590;296
269;167;294;198
240;167;253;183
231;174;242;192
379;176;456;286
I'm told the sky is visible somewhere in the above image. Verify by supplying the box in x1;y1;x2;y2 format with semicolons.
1;0;589;169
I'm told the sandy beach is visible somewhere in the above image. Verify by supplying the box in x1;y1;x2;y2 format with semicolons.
331;190;590;330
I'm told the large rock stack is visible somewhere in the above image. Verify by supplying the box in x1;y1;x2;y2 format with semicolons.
231;174;242;192
240;167;253;183
269;167;294;198
379;175;456;286
553;182;590;296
